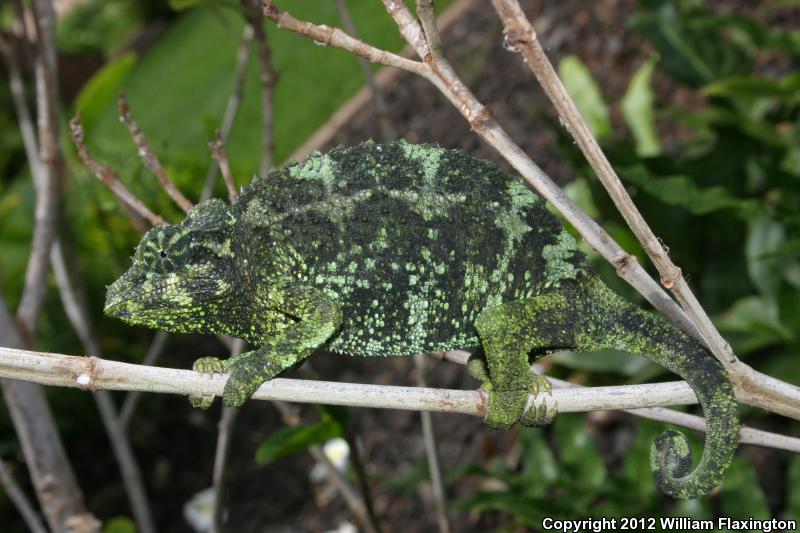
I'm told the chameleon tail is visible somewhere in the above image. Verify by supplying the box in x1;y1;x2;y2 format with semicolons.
583;278;739;499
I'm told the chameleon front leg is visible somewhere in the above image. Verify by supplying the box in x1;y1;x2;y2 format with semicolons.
192;283;343;408
472;293;576;429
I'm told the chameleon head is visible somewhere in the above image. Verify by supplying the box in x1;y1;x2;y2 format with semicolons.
104;199;238;333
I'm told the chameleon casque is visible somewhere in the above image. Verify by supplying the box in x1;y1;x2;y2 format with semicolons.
105;140;738;498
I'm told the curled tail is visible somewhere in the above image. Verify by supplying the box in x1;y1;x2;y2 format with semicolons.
583;278;739;499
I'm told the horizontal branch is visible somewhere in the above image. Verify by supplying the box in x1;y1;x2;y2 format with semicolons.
1;346;798;452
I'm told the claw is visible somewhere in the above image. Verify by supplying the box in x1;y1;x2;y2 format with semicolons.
530;374;552;397
193;356;226;375
189;393;216;410
190;356;226;409
520;395;558;427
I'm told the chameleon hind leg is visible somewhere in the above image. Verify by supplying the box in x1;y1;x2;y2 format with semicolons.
472;293;576;429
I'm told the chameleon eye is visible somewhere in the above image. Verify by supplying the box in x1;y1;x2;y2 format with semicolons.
159;250;168;259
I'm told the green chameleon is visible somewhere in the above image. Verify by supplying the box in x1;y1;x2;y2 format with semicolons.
105;140;738;498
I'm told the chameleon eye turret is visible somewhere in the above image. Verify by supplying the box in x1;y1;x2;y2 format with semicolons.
107;140;738;498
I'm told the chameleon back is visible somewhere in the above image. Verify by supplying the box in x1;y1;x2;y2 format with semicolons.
232;140;588;356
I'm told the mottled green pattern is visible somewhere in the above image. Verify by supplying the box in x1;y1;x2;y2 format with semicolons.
105;140;738;498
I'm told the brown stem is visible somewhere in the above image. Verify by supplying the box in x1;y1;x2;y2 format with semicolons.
414;354;449;533
209;131;238;202
52;230;157;533
16;0;63;334
118;95;194;213
0;462;47;533
200;24;254;203
244;0;278;174
489;0;738;367
0;296;96;531
332;0;397;141
263;1;428;76
69;114;165;227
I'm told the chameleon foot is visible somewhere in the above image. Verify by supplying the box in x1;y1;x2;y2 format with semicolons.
520;375;557;427
221;356;277;408
190;356;227;409
484;390;529;430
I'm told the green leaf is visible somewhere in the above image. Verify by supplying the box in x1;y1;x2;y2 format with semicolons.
621;165;760;216
715;296;793;353
787;456;800;520
563;178;599;219
73;52;137;133
104;516;136;533
719;458;770;519
169;0;222;10
621;56;661;157
255;418;343;465
703;72;800;100
519;427;559;496
553;414;607;488
745;217;786;300
558;55;612;140
621;422;661;501
549;349;656;377
630;2;751;87
376;460;431;495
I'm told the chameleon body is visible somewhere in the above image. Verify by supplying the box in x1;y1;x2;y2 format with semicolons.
105;141;738;498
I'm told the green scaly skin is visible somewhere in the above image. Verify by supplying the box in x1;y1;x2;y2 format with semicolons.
105;140;738;498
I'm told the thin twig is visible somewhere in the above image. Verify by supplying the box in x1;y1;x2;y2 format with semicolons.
17;0;63;334
209;131;238;202
331;0;396;141
415;0;444;60
261;0;800;420
0;32;41;184
211;339;245;533
263;2;428;77
379;0;429;58
0;462;48;533
200;24;254;203
0;298;94;531
297;364;381;532
414;354;450;533
243;0;277;174
4;2;95;529
438;350;799;453
3;346;800;454
119;331;170;429
271;400;379;533
118;95;194;213
487;0;800;415
69;114;165;227
490;0;729;363
51;234;157;533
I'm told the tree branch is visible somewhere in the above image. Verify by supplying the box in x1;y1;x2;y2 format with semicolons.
243;0;277;174
69;114;165;227
201;23;253;203
118;94;194;214
0;346;798;453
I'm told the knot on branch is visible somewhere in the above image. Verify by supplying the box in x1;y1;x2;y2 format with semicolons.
467;105;494;132
262;0;280;21
613;252;638;275
503;26;535;50
660;267;682;289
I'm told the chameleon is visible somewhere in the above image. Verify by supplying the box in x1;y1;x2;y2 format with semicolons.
105;140;738;498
